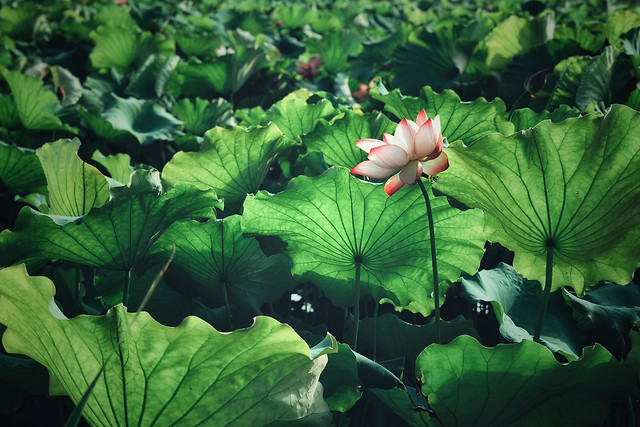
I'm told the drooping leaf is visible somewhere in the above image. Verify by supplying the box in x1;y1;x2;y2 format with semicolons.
0;95;20;129
575;45;619;110
124;54;180;99
0;6;37;38
547;55;592;110
320;342;362;412
146;215;295;313
302;110;395;169
163;124;293;208
36;139;110;216
242;167;485;315
2;70;63;131
0;169;221;270
0;141;46;195
460;263;584;358
604;10;640;46
564;281;640;335
485;13;555;71
436;105;640;294
416;335;639;426
0;264;334;426
509;105;581;131
171;97;234;136
102;95;183;145
371;85;514;145
265;89;336;141
50;66;82;107
91;150;134;185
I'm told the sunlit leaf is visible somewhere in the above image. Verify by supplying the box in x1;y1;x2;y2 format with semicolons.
266;89;336;141
0;264;334;426
91;150;134;185
163;124;293;208
436;105;640;294
242;167;485;315
36;139;110;216
0;169;221;270
302;110;395;169
147;215;295;313
416;335;639;426
372;85;514;145
2;70;63;131
509;105;580;131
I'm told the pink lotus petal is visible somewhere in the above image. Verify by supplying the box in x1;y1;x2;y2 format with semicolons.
393;119;415;153
421;151;449;176
369;144;409;169
416;109;428;126
399;160;420;185
356;138;386;153
351;160;395;179
414;120;439;159
426;134;443;160
416;161;423;181
384;173;405;196
432;114;441;138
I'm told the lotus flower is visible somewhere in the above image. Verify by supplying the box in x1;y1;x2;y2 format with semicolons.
350;110;449;195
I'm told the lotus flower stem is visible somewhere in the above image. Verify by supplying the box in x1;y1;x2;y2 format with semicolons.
123;268;132;308
352;261;362;351
222;281;232;330
508;90;528;121
417;178;441;344
533;247;554;342
372;303;379;361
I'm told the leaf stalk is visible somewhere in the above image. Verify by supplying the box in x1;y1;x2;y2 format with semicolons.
533;246;554;342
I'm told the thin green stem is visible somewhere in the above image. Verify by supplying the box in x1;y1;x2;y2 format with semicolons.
123;268;132;308
352;261;362;351
508;89;528;121
417;178;441;344
222;281;232;330
372;303;379;361
533;247;554;342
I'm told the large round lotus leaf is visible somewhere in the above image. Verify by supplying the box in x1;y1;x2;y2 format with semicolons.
436;105;640;294
0;264;334;426
0;169;221;270
242;167;485;315
416;335;639;426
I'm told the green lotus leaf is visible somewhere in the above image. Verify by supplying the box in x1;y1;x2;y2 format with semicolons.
604;10;640;46
50;66;82;107
171;97;234;136
369;387;433;427
563;281;640;335
0;6;37;38
242;167;485;315
147;215;295;314
90;26;174;73
460;263;584;358
485;13;555;71
554;25;605;53
0;264;334;426
320;342;362;412
265;89;336;141
575;45;619;110
416;335;639;426
79;108;132;141
436;105;640;295
124;54;180;100
0;169;221;270
306;30;362;74
371;85;514;146
0;95;20;129
392;27;462;95
163;124;293;208
36;139;110;216
0;141;46;195
91;150;134;185
302;110;395;169
102;95;183;145
2;70;63;131
510;105;580;132
547;55;592;110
